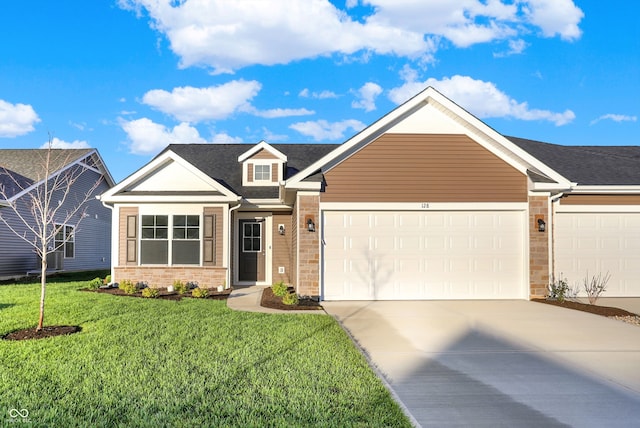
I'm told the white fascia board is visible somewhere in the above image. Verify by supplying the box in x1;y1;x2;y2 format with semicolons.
0;199;9;207
242;199;293;210
569;185;640;193
320;202;528;211
100;150;238;202
104;194;239;204
284;180;322;190
530;182;573;192
237;140;287;162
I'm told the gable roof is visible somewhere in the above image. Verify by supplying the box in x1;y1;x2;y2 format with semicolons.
508;137;640;186
0;148;114;201
285;86;573;190
165;143;338;199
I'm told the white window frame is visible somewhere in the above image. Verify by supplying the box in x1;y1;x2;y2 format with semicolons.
54;224;75;259
139;213;202;266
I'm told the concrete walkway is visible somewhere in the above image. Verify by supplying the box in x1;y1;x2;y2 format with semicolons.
226;284;324;314
323;300;640;428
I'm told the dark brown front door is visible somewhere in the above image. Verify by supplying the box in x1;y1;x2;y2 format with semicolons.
238;219;265;282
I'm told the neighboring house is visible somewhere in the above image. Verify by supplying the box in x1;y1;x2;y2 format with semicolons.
99;87;640;300
0;149;115;279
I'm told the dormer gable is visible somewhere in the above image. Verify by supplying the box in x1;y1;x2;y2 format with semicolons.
238;141;287;187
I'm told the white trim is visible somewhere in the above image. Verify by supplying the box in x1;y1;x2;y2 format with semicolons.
100;150;238;202
233;212;272;286
555;205;640;213
569;185;640;193
103;194;239;203
286;181;322;190
237;140;287;162
320;202;528;211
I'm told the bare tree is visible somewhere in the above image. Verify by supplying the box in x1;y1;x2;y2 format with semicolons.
0;138;103;330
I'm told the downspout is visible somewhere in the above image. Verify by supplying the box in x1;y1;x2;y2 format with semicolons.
227;198;242;289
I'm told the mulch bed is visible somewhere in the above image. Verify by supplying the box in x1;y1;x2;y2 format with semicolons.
3;325;81;341
82;287;232;301
260;286;323;311
532;298;638;317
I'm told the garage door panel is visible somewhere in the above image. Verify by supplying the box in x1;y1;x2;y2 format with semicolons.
555;213;640;297
323;211;525;300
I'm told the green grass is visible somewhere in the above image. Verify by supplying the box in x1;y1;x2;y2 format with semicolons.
0;274;410;427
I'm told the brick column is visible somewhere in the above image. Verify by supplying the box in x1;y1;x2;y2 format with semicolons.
529;195;550;298
297;193;320;297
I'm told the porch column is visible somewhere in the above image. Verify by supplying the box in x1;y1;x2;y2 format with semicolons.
297;193;320;297
529;195;550;298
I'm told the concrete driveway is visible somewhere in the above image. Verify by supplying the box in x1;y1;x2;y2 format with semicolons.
323;300;640;427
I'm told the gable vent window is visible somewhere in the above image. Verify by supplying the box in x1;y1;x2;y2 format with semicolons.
254;164;271;181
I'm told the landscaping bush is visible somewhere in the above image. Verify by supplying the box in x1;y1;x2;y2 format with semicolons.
282;292;299;306
272;281;288;297
104;274;111;284
141;287;160;298
119;279;137;295
173;280;188;295
191;287;209;298
548;274;571;303
87;277;103;290
583;271;611;305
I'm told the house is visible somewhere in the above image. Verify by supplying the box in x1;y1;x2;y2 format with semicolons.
0;149;115;279
99;87;640;300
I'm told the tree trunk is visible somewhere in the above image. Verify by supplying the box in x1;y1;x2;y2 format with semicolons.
37;250;47;331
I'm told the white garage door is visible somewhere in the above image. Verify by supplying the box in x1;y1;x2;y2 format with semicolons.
555;212;640;297
322;211;526;300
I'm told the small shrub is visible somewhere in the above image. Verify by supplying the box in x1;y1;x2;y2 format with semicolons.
141;287;160;298
191;287;209;298
119;279;137;295
173;280;188;295
272;281;288;297
548;274;570;303
282;292;299;306
103;275;111;285
583;271;611;305
87;277;103;290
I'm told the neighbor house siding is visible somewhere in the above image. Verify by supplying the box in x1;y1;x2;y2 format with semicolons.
559;194;640;205
271;212;293;284
0;200;39;278
57;171;111;272
322;134;527;203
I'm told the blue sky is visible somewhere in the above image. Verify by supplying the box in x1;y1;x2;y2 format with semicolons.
0;0;637;182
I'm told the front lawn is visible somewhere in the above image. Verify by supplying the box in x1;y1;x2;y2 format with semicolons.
0;277;410;427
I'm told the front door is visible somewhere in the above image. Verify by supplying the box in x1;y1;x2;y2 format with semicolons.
238;219;265;282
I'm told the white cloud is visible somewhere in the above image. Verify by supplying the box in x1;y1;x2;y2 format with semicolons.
119;1;584;73
250;107;315;119
351;82;383;112
299;88;339;99
523;0;584;41
389;75;575;126
119;117;241;155
494;39;528;57
0;99;40;138
41;137;91;149
289;119;366;141
142;80;261;122
590;114;638;126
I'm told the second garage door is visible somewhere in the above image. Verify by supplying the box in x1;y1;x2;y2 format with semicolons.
322;210;526;300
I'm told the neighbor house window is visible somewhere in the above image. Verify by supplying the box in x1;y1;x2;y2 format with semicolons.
254;164;271;181
140;214;200;265
54;224;75;258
